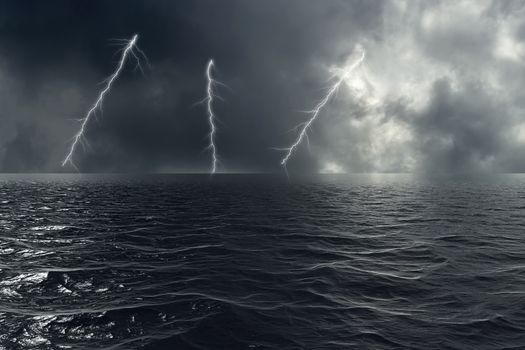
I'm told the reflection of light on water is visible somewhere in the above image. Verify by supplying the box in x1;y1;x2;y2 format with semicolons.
0;287;21;298
75;280;93;291
15;315;59;348
18;249;53;258
17;331;50;347
0;247;15;255
30;225;68;231
0;272;49;286
0;272;49;303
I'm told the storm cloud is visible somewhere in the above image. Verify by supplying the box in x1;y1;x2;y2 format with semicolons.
0;0;524;173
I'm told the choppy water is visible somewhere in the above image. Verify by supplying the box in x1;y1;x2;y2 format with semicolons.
1;174;525;349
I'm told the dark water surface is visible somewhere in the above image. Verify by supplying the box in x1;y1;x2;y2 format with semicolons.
1;174;525;349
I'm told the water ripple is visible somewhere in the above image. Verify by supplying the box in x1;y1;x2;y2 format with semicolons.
0;174;524;349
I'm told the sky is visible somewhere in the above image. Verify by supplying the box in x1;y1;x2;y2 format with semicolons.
0;0;524;173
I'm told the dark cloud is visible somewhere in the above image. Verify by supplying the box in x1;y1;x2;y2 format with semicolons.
1;124;47;172
0;0;524;173
411;79;508;173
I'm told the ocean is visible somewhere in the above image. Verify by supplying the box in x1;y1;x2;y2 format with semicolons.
0;174;524;349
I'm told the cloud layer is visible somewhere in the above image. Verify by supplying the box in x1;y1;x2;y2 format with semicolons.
0;0;524;173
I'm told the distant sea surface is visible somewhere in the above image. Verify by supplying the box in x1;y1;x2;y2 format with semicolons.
1;174;525;349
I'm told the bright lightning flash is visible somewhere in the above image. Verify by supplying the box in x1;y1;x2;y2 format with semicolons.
203;59;223;174
279;48;366;168
62;34;148;169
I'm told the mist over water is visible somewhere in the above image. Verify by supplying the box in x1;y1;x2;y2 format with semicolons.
0;174;524;349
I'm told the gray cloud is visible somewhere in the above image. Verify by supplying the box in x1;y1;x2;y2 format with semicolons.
2;124;47;172
411;79;508;173
0;0;524;173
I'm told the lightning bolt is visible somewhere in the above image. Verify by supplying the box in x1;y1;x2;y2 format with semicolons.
62;34;148;169
279;48;366;168
204;59;222;174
